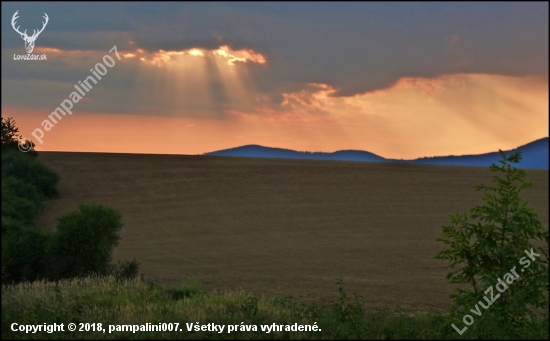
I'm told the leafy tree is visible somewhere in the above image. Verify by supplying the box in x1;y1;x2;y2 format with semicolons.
435;151;548;325
1;116;36;155
1;149;59;198
1;117;20;146
1;137;138;283
47;204;123;280
1;181;40;226
2;227;52;283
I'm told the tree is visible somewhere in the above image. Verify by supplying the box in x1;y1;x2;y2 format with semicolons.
1;116;36;155
435;151;548;325
1;117;21;146
47;204;123;280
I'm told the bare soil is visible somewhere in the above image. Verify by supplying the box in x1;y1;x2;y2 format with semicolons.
36;152;549;312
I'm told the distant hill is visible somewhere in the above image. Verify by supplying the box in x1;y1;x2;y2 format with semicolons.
206;145;386;163
205;137;549;169
408;137;548;169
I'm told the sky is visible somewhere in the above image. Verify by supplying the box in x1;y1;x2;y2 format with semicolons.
1;2;548;159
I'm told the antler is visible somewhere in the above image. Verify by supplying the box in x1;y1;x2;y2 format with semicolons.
11;11;49;40
30;13;49;40
11;10;27;37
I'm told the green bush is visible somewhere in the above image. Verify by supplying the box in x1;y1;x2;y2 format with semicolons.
1;149;59;199
2;202;137;284
109;258;140;281
1;149;57;229
435;151;549;328
2;227;52;283
1;184;39;226
47;204;123;280
0;216;27;235
2;176;45;205
1;146;57;283
1;119;138;285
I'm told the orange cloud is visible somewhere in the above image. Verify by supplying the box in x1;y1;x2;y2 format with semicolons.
231;73;548;158
133;45;266;67
4;73;547;160
213;45;266;65
33;47;62;54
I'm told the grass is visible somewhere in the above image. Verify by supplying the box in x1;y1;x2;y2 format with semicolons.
2;275;548;340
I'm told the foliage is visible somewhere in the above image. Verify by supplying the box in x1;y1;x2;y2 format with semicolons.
1;184;40;227
2;275;548;339
435;151;549;325
1;119;138;286
1;148;59;199
1;144;56;283
1;116;21;147
320;278;367;339
47;204;123;280
1;216;27;235
2;187;136;284
1;143;61;283
2;227;52;283
1;116;36;155
108;258;141;281
2;176;45;206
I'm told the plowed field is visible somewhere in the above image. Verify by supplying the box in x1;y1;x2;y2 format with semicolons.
36;152;549;312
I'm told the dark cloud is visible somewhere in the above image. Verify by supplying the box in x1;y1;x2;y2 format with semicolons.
2;2;548;113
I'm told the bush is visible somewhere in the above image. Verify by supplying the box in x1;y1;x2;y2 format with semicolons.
47;204;123;280
2;227;52;283
1;149;59;199
1;184;40;227
435;151;549;327
1;146;58;283
109;258;140;281
0;216;27;235
3;175;45;204
1;137;138;285
1;149;58;229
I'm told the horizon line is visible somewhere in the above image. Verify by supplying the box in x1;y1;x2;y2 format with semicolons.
32;136;549;161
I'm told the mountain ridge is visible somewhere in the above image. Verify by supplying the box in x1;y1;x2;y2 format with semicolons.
205;137;549;169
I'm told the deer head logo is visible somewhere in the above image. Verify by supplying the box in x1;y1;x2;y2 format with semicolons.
11;10;49;54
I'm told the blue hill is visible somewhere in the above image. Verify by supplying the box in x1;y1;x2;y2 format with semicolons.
408;138;548;169
207;145;386;163
205;138;548;169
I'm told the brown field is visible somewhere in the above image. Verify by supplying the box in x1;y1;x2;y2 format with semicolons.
36;152;549;312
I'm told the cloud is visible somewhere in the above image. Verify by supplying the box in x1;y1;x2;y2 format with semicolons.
3;2;547;96
225;73;548;158
1;2;547;158
137;45;266;66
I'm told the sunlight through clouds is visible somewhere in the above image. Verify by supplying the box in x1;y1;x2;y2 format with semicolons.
124;45;266;117
133;45;266;67
6;73;547;159
234;74;548;159
213;45;266;65
2;3;546;158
